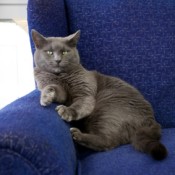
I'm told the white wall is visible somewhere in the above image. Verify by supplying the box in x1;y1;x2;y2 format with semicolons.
0;22;35;109
0;0;27;19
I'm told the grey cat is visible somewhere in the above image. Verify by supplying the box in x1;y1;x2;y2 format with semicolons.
32;29;167;160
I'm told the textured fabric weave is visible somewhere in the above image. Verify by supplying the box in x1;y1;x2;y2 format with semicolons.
0;90;77;175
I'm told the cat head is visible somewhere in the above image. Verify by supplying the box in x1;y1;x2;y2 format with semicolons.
32;29;80;74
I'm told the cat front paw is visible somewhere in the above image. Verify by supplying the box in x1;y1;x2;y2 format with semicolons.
40;86;56;106
55;105;76;122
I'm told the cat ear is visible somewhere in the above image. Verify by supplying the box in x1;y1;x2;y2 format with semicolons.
31;29;47;49
66;30;80;47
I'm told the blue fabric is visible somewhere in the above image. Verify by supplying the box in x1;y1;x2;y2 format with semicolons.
65;0;175;128
0;151;38;175
77;128;175;175
0;90;77;175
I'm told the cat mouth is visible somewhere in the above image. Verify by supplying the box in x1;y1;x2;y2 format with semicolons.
42;63;61;74
49;61;60;67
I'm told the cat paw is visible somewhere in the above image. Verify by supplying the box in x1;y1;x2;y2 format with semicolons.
55;105;76;122
70;128;82;141
40;86;56;106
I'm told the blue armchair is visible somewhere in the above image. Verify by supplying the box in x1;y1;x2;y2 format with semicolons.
0;0;175;174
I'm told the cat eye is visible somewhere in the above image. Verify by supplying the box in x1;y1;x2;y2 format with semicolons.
46;50;53;56
62;51;68;55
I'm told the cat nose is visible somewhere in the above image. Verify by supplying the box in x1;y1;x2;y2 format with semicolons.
55;59;61;64
55;58;61;64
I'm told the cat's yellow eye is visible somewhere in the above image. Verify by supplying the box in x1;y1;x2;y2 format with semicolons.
62;51;68;56
46;51;53;56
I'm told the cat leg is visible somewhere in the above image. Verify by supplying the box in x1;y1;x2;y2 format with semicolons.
70;128;118;151
56;96;95;121
40;84;67;106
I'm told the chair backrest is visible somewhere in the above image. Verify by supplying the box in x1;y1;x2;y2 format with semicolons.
28;0;175;128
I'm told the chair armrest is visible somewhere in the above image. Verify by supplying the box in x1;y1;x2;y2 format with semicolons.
27;0;69;55
0;90;77;175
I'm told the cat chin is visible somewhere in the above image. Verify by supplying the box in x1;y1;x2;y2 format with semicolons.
41;66;61;74
53;68;62;74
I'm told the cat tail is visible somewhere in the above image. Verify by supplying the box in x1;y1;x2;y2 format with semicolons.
132;124;168;160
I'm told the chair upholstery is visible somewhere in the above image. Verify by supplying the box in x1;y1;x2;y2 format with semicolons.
0;90;76;175
0;0;174;174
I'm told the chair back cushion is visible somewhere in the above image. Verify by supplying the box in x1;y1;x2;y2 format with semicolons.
65;0;175;127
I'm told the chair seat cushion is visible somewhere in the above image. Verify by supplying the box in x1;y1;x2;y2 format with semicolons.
77;128;175;175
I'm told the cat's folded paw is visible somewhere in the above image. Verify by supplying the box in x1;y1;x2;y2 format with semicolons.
70;128;82;141
55;105;76;122
40;86;56;106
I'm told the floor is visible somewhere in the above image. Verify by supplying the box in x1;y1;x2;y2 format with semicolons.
0;20;35;109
